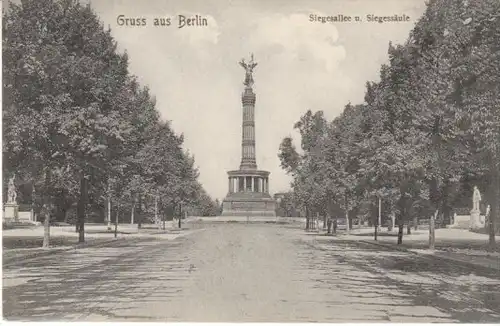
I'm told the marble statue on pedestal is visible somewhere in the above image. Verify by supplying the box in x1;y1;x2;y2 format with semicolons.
4;175;19;222
470;186;483;230
7;175;17;204
472;186;481;212
484;204;491;227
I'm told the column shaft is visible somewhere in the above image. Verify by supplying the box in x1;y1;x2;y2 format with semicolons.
240;87;257;170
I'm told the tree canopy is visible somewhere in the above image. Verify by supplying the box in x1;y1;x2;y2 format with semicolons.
3;0;219;242
278;0;500;248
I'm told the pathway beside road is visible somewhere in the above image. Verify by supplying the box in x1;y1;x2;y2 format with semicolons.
3;223;500;322
336;227;500;271
2;221;202;264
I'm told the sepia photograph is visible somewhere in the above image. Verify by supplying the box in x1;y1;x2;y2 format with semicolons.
2;0;500;322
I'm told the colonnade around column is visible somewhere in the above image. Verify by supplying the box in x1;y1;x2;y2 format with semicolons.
228;176;269;193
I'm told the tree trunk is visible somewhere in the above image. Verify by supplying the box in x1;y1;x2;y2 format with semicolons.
305;206;309;231
496;164;500;236
487;165;498;251
378;196;382;232
323;214;327;230
345;210;350;234
114;205;119;238
397;223;404;245
407;224;411;235
31;184;36;223
107;189;112;230
429;209;437;250
77;171;86;243
107;186;111;230
155;195;161;230
42;170;51;248
428;177;439;250
374;224;378;241
137;195;142;229
130;199;136;224
43;208;50;248
391;212;396;231
345;194;350;234
413;216;418;230
488;201;496;251
178;203;182;229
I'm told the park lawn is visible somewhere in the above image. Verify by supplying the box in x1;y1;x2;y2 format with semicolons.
2;235;83;250
1;235;121;264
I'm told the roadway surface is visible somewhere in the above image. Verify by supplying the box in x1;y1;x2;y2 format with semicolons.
3;223;500;322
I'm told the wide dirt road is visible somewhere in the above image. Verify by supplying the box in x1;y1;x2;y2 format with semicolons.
3;223;500;322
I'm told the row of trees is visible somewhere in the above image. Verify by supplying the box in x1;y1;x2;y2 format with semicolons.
2;0;220;246
278;0;500;249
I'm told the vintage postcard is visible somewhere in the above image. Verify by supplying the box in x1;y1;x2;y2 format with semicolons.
2;0;500;323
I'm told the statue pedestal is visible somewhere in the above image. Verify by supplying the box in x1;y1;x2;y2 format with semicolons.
222;169;276;219
470;209;482;230
221;193;276;218
3;203;19;223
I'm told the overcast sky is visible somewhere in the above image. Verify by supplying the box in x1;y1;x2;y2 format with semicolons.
88;0;427;201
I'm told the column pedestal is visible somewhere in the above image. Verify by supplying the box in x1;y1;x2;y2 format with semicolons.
222;170;276;218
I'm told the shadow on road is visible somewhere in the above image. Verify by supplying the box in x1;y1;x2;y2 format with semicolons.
304;238;500;323
3;237;195;321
